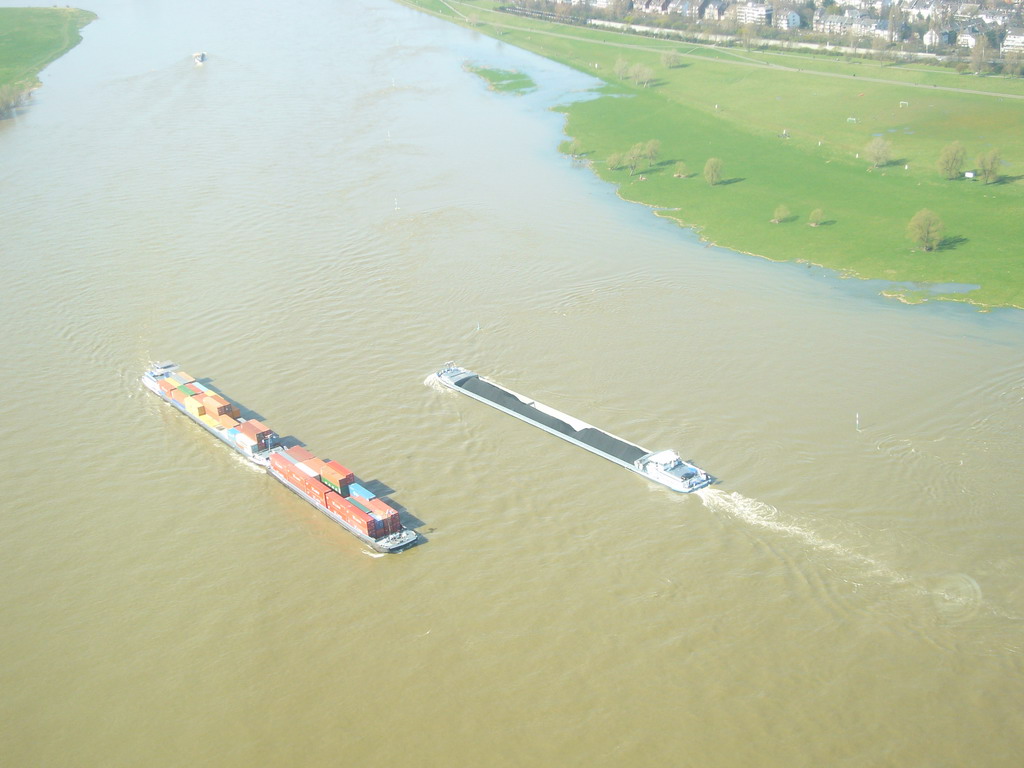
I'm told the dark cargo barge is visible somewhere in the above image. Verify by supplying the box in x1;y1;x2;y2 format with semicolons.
432;363;711;493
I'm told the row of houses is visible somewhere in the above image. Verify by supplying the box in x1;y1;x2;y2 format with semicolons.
924;25;1024;50
567;0;1024;51
627;1;801;28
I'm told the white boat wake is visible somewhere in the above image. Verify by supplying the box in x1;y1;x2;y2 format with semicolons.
695;488;1013;626
423;372;448;392
696;488;908;582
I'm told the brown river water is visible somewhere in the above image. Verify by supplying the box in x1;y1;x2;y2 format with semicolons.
2;1;1022;765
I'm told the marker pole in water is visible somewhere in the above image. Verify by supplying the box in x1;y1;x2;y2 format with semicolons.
856;412;860;432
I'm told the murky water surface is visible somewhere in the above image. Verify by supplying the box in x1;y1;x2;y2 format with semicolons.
1;1;1022;765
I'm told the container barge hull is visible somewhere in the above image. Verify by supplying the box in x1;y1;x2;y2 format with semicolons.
267;467;417;553
142;362;418;552
433;363;711;493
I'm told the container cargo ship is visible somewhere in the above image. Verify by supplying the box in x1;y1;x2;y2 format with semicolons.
142;362;418;553
432;363;712;493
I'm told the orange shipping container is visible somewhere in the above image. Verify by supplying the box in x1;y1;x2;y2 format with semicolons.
202;394;231;416
170;388;188;404
301;457;327;477
238;419;272;440
367;498;398;519
218;413;239;430
158;378;176;394
321;460;354;486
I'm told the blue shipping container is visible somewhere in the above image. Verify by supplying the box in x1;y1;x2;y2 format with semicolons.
349;483;375;500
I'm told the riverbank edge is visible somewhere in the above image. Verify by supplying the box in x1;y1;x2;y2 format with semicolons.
0;8;97;105
391;0;1021;311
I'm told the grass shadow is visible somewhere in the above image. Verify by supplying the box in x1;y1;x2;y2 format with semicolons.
937;234;968;251
994;174;1024;185
719;177;745;185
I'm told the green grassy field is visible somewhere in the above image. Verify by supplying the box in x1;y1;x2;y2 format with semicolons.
0;7;96;93
464;64;537;94
397;0;1024;308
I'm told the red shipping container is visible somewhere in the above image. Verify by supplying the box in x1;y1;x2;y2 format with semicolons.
158;378;176;394
271;454;307;488
170;388;188;404
283;445;317;464
270;452;291;475
331;496;373;532
282;464;307;487
302;477;330;504
325;490;342;513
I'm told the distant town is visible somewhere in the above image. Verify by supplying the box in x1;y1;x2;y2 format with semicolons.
508;1;1024;68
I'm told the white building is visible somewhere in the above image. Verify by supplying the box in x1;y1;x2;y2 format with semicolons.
734;2;773;25
1002;28;1024;53
775;8;801;29
923;28;955;47
957;31;979;49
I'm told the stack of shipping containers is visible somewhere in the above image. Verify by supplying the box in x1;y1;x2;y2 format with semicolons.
154;369;402;541
269;447;402;540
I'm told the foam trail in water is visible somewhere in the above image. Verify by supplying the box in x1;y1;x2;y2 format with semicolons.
362;550;386;559
696;489;1015;625
696;488;910;584
423;371;448;392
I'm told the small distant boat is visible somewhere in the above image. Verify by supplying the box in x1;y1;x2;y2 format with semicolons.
193;51;207;66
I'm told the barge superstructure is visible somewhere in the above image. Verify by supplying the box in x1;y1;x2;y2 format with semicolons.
142;362;418;552
432;363;712;493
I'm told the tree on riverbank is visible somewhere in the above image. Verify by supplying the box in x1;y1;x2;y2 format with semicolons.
673;161;689;178
937;141;965;180
907;209;944;251
607;152;623;171
865;137;892;168
977;149;1002;184
771;204;790;224
704;157;723;186
662;50;682;69
626;143;645;176
644;139;661;167
629;63;654;87
808;208;825;227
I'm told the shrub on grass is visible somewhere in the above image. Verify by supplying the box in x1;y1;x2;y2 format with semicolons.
704;157;723;186
937;141;965;180
907;209;944;251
